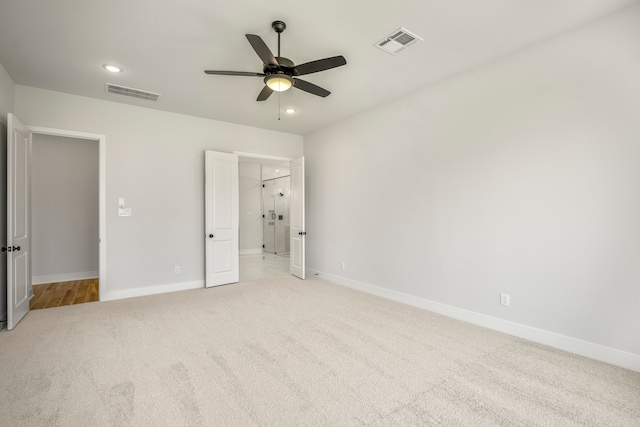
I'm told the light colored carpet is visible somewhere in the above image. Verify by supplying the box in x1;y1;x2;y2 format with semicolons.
0;276;638;426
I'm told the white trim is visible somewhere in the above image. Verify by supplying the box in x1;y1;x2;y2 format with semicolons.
240;248;263;255
27;125;106;303
33;271;98;285
234;151;294;162
102;280;204;302
308;268;640;373
27;126;103;141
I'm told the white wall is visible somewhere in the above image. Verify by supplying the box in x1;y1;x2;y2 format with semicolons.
31;134;99;283
304;4;640;368
0;61;15;327
15;86;303;299
239;162;262;254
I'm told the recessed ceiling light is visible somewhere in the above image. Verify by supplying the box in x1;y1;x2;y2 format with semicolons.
284;108;296;114
103;64;122;73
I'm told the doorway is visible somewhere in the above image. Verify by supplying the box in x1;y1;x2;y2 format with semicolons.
5;114;106;330
29;134;99;310
238;157;291;281
204;150;305;287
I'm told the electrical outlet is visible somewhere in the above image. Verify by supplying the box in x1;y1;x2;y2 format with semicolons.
175;266;180;274
340;261;346;270
500;293;510;307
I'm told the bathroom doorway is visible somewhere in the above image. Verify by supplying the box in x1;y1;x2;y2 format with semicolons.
238;156;292;281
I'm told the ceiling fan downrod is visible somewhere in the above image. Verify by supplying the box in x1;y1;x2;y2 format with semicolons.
272;20;286;57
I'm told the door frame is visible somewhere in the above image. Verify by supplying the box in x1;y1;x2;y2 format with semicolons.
235;152;294;163
27;125;106;301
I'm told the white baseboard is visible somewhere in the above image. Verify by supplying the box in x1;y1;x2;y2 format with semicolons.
33;271;98;285
103;280;204;302
308;268;640;373
240;248;263;255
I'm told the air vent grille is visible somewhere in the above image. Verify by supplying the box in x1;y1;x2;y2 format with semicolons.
105;83;161;101
375;28;423;55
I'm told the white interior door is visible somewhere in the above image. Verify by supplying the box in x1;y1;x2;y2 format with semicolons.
6;114;32;330
290;157;305;279
205;150;239;287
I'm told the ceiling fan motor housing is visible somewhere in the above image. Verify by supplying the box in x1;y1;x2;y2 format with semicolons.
264;56;295;78
274;57;294;68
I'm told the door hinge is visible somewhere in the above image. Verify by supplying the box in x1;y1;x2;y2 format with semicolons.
262;244;265;248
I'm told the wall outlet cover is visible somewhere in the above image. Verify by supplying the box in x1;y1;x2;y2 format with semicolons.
500;293;510;307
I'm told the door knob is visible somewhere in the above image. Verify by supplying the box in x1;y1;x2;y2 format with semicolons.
2;246;20;252
209;234;214;238
298;232;307;236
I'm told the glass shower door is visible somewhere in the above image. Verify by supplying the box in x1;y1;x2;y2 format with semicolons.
263;180;276;254
262;176;290;256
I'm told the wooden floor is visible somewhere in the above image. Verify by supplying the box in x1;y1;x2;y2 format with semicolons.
30;279;99;310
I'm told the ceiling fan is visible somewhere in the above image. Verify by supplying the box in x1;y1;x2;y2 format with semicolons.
204;20;347;101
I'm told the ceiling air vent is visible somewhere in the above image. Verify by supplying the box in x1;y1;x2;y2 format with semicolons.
375;27;423;55
105;83;161;102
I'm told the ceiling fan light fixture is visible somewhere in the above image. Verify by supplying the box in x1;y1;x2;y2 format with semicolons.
265;75;293;92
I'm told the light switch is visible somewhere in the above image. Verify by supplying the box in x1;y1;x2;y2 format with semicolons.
118;197;125;207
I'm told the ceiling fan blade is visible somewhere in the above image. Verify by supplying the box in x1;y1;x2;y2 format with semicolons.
293;78;331;97
204;70;265;76
293;56;347;76
245;34;279;66
257;85;274;101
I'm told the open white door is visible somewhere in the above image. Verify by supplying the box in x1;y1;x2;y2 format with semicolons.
290;157;305;279
205;151;239;287
6;114;32;330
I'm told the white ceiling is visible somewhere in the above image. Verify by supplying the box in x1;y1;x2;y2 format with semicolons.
0;0;636;135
